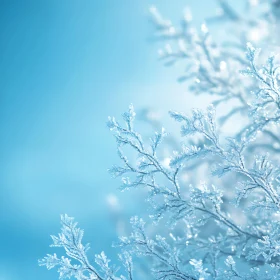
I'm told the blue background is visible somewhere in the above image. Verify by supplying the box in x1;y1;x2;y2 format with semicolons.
0;1;233;279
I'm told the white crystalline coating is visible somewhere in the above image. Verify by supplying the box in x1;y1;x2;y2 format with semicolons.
200;23;208;34
169;232;176;241
249;0;259;6
162;157;171;168
249;28;261;42
219;60;227;71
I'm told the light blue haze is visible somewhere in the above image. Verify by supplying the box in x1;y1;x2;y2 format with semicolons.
0;1;242;279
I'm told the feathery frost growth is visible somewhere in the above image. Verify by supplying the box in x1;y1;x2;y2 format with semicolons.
40;1;280;279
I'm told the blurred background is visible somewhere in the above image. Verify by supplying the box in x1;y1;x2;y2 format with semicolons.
0;0;242;279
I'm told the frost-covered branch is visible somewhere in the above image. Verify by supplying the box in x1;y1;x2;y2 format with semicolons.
108;105;258;240
39;215;133;280
149;1;280;129
115;217;198;280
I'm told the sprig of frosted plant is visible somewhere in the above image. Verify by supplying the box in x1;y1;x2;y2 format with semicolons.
169;45;280;212
238;43;280;155
115;216;199;280
169;105;280;217
150;4;246;103
149;1;280;128
140;2;280;191
39;214;133;280
141;2;280;198
106;105;259;276
108;104;257;238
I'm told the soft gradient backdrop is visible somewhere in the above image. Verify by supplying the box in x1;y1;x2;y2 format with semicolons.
0;1;241;279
